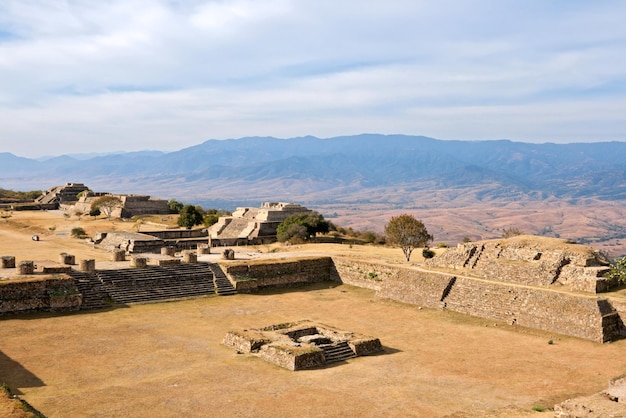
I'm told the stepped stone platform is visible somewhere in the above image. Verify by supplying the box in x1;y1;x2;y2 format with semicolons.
222;320;383;370
67;262;233;307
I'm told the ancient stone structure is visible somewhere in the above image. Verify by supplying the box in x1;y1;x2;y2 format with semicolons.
70;192;169;218
225;257;333;292
223;320;383;370
209;202;312;246
555;375;626;416
197;244;211;254
0;277;81;313
1;256;15;268
94;230;207;254
35;182;89;206
426;236;612;293
59;253;75;265
182;251;197;263
161;246;176;257
131;257;147;268
222;249;235;260
79;259;95;272
18;261;34;275
112;249;126;262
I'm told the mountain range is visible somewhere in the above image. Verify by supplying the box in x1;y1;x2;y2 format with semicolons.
2;134;626;252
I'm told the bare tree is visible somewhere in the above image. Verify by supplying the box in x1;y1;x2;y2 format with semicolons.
91;196;122;220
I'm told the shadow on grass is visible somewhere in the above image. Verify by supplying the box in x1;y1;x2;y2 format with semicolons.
0;351;45;395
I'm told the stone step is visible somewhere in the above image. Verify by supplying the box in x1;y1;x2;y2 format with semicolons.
321;342;356;363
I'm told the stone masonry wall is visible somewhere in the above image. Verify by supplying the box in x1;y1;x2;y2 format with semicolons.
225;257;333;291
0;277;82;314
427;238;611;291
331;257;621;343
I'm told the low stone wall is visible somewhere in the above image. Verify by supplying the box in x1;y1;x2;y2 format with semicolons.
443;276;611;342
259;345;325;371
330;259;396;291
331;257;623;343
225;257;334;291
0;277;82;314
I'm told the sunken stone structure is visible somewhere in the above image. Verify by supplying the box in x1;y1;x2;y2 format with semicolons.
209;202;311;246
223;320;383;370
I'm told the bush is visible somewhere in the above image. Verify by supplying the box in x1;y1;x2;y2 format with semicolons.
436;242;449;248
70;227;87;238
422;248;435;259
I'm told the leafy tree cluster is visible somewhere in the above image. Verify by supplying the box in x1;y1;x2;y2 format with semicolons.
0;188;42;201
276;211;330;243
331;226;386;244
384;214;433;262
177;204;231;229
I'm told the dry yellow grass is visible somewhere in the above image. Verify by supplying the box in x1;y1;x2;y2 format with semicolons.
1;210;625;417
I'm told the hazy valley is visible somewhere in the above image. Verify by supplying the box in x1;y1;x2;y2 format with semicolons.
3;134;626;255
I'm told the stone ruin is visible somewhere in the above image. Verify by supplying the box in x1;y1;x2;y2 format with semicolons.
209;202;312;246
426;235;613;293
223;320;383;370
71;193;169;218
555;374;626;416
36;182;89;206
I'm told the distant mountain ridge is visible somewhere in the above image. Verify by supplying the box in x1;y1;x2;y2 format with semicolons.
2;134;626;205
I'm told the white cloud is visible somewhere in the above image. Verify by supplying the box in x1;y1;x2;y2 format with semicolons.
0;0;625;157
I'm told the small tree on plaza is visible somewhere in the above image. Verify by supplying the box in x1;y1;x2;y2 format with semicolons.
384;214;433;262
91;196;122;220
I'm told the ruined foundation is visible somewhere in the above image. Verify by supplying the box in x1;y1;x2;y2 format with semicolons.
18;261;34;275
59;253;75;265
131;257;147;268
112;249;126;262
79;259;95;272
1;256;15;268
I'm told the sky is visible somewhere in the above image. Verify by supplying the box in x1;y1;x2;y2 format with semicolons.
1;1;625;158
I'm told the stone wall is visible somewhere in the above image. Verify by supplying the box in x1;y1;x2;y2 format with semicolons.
0;277;82;314
225;257;334;291
331;257;623;343
426;237;611;291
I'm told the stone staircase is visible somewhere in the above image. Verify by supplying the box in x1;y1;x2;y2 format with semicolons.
92;263;216;305
209;264;237;296
218;218;252;239
321;342;356;364
69;271;110;310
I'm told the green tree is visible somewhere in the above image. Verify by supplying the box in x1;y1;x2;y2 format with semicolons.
277;223;308;243
384;214;432;262
89;207;101;219
177;204;204;229
91;195;122;220
276;211;330;242
168;199;184;214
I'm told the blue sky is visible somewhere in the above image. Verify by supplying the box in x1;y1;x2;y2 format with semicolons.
1;1;625;158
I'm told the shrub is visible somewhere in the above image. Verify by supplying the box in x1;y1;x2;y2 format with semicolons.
70;227;87;238
436;242;449;248
422;248;435;259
